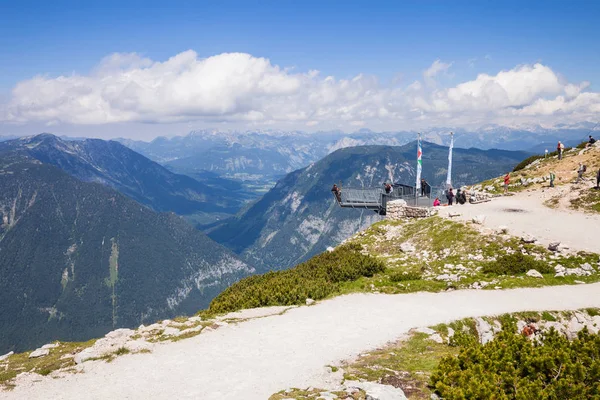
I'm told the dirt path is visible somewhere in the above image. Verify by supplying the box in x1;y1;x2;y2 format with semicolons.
438;190;600;254
4;283;600;400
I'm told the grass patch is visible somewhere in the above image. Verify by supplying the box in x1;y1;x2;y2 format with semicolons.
269;388;366;399
570;188;600;213
0;339;96;388
343;332;459;399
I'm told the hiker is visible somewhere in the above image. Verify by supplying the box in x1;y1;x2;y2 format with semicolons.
557;141;564;160
433;197;441;207
446;188;455;205
549;171;556;188
420;178;430;197
331;184;341;202
503;173;510;194
457;189;467;205
588;135;597;147
597;168;600;188
384;183;392;194
576;163;586;183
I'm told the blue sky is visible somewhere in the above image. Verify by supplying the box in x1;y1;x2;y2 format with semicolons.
1;0;599;138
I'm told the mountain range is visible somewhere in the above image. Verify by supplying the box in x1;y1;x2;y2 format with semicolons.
0;147;254;353
0;134;246;225
208;142;530;272
117;125;594;193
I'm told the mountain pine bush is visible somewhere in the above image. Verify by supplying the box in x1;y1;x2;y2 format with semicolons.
207;244;385;314
482;253;553;275
431;328;600;399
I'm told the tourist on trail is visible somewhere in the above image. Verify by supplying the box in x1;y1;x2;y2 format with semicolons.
503;173;510;194
433;197;441;207
457;189;467;204
557;141;564;160
384;183;392;194
549;171;556;188
576;163;585;183
331;184;341;202
446;188;455;205
596;168;600;188
589;135;597;146
420;178;430;197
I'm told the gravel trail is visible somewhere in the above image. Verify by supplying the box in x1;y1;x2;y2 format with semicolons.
438;190;600;254
4;283;600;400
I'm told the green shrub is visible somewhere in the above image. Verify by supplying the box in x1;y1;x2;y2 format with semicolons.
207;244;385;314
482;253;552;275
432;328;600;399
389;270;422;282
576;141;588;149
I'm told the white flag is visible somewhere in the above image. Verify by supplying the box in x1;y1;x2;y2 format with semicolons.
446;132;454;188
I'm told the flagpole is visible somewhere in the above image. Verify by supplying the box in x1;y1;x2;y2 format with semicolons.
415;133;422;206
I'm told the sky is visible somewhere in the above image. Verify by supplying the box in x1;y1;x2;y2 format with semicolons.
1;0;599;140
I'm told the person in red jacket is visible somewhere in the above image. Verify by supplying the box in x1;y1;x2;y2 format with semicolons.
503;173;510;194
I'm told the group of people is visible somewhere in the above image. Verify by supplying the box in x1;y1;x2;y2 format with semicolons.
433;187;466;207
557;135;596;160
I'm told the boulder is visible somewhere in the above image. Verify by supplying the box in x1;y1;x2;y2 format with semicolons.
306;298;315;306
345;380;407;400
526;269;543;279
567;317;585;340
161;327;181;337
399;243;416;253
41;343;59;350
472;215;486;225
124;340;152;353
548;242;561;252
497;226;509;234
0;351;14;362
581;263;594;271
475;317;494;344
105;328;135;340
429;334;444;344
29;348;50;358
521;235;536;244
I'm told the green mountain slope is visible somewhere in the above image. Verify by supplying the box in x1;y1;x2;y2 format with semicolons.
0;154;254;353
209;142;529;272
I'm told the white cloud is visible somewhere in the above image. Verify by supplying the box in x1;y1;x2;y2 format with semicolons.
423;59;453;85
1;51;599;132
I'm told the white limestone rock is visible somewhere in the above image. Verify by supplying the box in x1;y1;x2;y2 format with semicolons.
29;348;50;358
526;269;543;279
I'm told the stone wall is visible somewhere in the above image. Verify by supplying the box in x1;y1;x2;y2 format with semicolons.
386;199;437;220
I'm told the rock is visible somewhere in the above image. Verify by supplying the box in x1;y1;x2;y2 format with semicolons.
435;274;460;282
497;225;508;234
29;348;50;358
123;340;152;353
415;327;436;335
548;242;561;251
581;263;594;271
554;272;565;278
517;320;527;333
448;212;461;218
565;268;591;277
105;328;135;340
162;327;181;337
554;264;566;273
475;317;494;344
188;316;203;323
0;351;14;361
326;247;335;252
430;394;441;400
41;343;59;350
399;242;416;253
345;380;407;400
306;298;315;306
526;269;543;278
567;317;585;340
521;235;536;244
447;328;455;339
472;215;486;225
429;333;444;344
